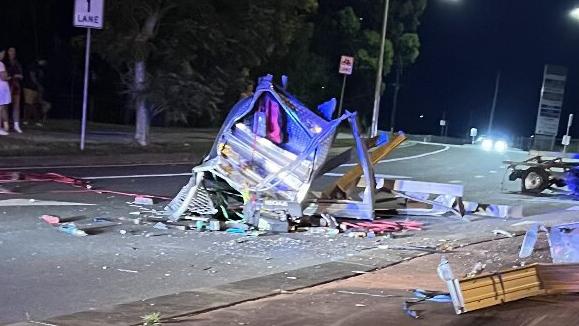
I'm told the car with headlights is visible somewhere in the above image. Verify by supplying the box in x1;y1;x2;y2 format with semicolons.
475;133;511;152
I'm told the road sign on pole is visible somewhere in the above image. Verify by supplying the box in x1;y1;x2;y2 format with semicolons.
338;56;354;75
74;0;104;29
74;0;105;151
337;56;354;117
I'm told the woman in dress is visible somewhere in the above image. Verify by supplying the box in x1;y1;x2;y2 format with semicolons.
0;49;11;136
5;47;23;133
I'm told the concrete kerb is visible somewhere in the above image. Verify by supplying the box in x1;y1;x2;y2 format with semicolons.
7;231;522;326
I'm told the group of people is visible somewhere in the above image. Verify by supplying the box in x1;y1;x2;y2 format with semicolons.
0;46;49;136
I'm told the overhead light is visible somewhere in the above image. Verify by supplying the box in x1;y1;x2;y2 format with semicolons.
571;7;579;20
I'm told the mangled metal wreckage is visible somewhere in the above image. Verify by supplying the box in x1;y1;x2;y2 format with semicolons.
165;74;384;226
165;75;483;230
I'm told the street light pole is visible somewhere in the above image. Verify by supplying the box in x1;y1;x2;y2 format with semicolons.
370;0;390;138
487;70;501;135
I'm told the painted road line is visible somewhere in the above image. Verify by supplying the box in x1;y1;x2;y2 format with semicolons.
323;172;412;179
339;145;450;167
0;199;95;206
0;162;194;171
83;173;192;180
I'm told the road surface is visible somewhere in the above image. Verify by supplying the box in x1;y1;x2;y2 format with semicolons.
0;142;574;324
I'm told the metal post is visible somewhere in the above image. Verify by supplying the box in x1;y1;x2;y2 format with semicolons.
80;28;91;151
370;0;390;138
563;113;574;154
487;71;501;135
337;74;348;117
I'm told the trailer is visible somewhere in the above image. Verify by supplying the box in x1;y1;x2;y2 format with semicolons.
504;156;579;193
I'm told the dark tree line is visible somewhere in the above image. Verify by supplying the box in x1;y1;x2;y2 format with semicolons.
0;0;427;145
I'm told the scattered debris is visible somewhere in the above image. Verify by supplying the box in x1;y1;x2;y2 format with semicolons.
57;223;87;237
39;215;60;225
340;220;423;234
492;229;514;238
466;262;486;277
134;196;154;206
519;222;579;263
153;222;168;230
117;269;139;273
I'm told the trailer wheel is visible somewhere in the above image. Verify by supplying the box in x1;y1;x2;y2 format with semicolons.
521;167;549;193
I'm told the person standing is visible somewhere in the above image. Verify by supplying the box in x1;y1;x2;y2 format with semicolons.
5;47;23;133
0;49;11;136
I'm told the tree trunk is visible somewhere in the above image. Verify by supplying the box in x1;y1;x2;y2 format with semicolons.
134;60;149;146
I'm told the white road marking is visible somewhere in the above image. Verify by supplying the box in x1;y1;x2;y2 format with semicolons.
323;172;412;179
489;170;497;174
474;175;485;179
339;146;450;167
83;173;192;180
0;162;193;171
0;199;95;206
448;180;463;184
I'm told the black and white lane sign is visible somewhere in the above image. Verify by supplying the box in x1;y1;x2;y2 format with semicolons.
74;0;104;29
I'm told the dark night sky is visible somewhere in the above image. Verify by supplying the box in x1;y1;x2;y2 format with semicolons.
394;0;579;137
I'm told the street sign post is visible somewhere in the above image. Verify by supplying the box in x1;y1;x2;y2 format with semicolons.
337;55;354;117
74;0;104;151
470;128;478;144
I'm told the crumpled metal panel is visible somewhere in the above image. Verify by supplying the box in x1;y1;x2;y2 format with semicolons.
166;74;346;222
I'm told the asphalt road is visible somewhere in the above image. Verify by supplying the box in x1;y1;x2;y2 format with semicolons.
0;142;575;324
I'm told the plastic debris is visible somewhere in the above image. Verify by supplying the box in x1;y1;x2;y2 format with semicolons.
208;219;223;231
402;301;420;319
153;222;168;230
39;215;60;225
519;224;540;258
57;223;87;237
466;262;486;278
195;220;207;231
134;196;154;205
117;269;139;273
492;229;514;238
412;289;452;303
437;256;454;281
226;228;246;234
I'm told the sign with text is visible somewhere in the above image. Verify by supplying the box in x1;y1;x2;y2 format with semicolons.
535;65;567;136
74;0;105;29
339;56;354;75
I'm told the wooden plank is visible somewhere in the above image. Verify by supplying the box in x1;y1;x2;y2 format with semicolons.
452;263;579;314
324;134;406;197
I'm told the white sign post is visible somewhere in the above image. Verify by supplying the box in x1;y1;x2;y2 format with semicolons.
337;55;354;117
74;0;104;151
470;128;478;144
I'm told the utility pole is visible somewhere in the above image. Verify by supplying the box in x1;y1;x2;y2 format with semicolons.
369;0;390;138
487;71;501;135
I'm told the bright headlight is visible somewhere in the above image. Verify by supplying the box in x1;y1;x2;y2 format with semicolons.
482;139;494;151
494;140;508;152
